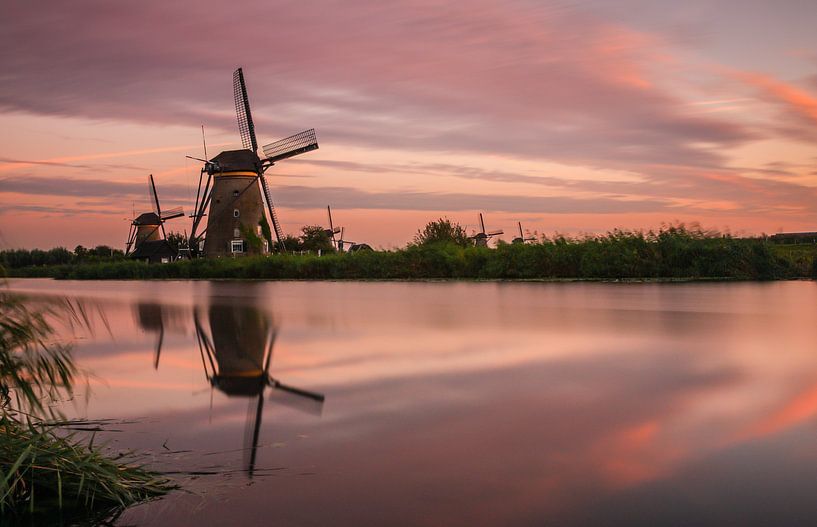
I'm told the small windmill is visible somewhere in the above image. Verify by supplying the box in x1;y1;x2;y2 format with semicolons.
470;213;503;248
125;174;184;256
512;222;537;244
324;205;342;250
189;68;319;257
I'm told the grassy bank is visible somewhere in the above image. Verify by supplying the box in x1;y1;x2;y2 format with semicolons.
0;288;172;522
7;229;815;281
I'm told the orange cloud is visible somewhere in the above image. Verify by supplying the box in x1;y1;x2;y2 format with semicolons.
737;71;817;125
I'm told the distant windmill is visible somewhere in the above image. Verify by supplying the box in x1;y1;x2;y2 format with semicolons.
512;222;536;244
324;205;342;250
125;174;184;260
189;68;319;257
332;223;372;253
470;213;503;248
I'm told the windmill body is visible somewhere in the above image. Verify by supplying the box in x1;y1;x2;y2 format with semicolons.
201;150;269;258
132;212;163;247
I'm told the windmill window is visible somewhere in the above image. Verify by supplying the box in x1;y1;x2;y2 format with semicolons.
233;190;239;197
233;209;240;218
233;228;240;238
231;240;244;253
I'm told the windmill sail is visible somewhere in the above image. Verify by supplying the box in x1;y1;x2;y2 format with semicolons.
233;68;258;152
160;206;185;220
262;129;318;163
149;174;160;216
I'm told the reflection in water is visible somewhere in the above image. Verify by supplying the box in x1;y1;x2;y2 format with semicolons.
136;289;325;478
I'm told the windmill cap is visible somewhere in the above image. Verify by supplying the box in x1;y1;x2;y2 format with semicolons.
133;212;161;225
210;149;260;172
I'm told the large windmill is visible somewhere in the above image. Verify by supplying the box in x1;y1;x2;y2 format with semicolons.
512;222;537;244
470;213;503;248
125;174;184;260
189;68;319;257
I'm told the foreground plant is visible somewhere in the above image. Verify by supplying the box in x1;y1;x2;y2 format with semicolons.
0;285;173;520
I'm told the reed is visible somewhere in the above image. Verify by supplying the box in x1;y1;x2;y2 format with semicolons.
0;281;173;521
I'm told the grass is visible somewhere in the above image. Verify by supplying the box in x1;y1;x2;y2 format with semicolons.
0;281;173;521
6;227;816;281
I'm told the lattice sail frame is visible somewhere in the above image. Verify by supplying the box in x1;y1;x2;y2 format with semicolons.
233;68;258;152
262;129;318;163
160;206;185;220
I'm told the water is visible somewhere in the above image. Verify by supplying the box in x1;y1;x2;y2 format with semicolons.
8;279;817;526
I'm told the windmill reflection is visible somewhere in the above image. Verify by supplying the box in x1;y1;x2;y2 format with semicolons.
194;302;324;477
135;302;189;369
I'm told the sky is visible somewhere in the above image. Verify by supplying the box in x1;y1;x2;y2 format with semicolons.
2;0;817;250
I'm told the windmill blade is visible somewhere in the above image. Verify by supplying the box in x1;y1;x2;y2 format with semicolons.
148;174;160;216
262;128;318;163
269;385;324;416
125;223;137;255
479;213;486;235
518;222;523;239
487;229;504;236
148;174;166;238
153;325;164;370
270;378;325;402
327;205;334;232
245;391;264;478
327;205;337;247
233;68;258;152
160;206;185;221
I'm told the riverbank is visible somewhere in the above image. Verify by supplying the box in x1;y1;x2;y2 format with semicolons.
6;236;815;281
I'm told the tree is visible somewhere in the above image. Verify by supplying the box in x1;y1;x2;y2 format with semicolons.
272;234;302;253
300;225;335;253
165;232;189;253
413;218;470;247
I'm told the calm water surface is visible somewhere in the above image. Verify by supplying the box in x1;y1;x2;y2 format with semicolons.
8;279;817;526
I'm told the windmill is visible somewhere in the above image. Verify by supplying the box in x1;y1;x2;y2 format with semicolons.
324;205;342;251
470;213;503;248
194;300;324;477
189;68;319;257
512;222;537;244
125;174;184;260
322;205;369;252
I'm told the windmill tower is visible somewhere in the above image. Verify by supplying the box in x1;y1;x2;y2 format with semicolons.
470;213;503;248
125;174;184;258
189;68;319;257
512;222;536;244
194;295;324;477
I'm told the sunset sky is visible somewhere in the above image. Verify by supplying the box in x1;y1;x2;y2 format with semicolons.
2;0;817;250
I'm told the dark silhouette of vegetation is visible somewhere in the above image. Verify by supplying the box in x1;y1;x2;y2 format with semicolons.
270;225;335;253
413;217;470;247
0;277;172;521
1;246;124;269
165;231;188;253
7;224;810;281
